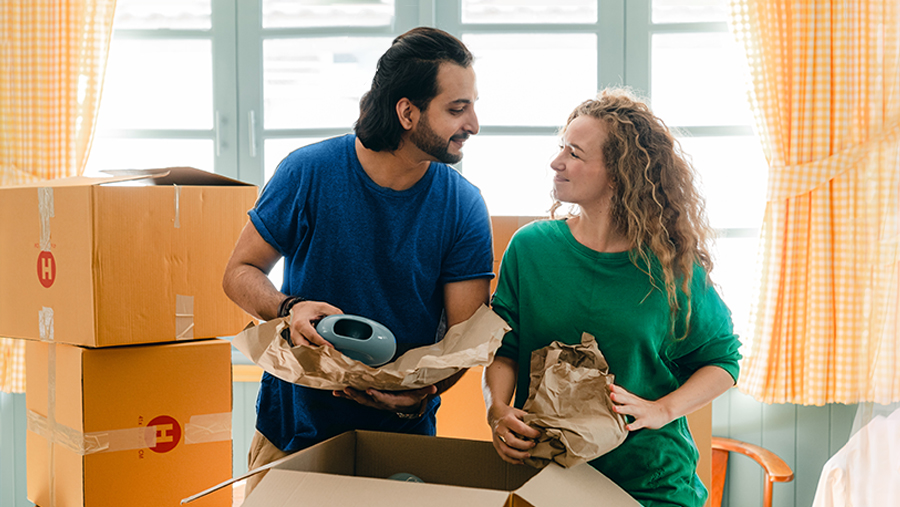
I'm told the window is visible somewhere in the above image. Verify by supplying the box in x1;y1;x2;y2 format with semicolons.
89;0;765;334
85;0;224;176
640;0;766;337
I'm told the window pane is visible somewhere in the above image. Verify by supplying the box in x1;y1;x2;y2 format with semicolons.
651;33;752;127
465;34;596;126
263;38;391;130
269;258;286;294
84;138;214;177
264;138;328;182
462;0;597;24
262;0;394;28
652;0;727;24
678;136;767;229
113;0;211;30
463;136;558;216
711;236;759;338
97;39;212;130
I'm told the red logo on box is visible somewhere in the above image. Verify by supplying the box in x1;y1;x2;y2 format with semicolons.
149;415;182;453
37;251;56;288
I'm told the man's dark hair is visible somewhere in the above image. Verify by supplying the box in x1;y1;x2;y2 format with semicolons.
354;27;473;152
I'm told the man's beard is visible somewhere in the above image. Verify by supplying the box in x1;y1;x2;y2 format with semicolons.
410;112;467;165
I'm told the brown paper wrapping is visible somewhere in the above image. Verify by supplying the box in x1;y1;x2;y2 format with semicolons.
523;332;628;469
232;304;510;391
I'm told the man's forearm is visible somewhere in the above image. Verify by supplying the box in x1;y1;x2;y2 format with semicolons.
223;263;285;321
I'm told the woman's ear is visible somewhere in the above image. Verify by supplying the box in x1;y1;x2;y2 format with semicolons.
395;98;419;131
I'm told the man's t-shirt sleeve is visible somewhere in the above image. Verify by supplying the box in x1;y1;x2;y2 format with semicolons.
440;185;495;283
248;155;309;257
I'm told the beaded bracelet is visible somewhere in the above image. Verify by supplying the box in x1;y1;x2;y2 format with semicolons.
277;295;306;318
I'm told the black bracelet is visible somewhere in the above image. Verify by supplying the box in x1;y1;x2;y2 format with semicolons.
277;295;306;318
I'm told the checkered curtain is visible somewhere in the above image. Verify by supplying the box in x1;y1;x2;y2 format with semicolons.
729;0;900;405
0;0;117;393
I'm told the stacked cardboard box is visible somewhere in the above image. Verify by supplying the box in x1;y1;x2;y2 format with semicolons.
0;167;256;347
26;339;233;507
0;167;257;506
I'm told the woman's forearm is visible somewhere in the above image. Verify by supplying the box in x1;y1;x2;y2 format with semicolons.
657;365;735;422
482;356;518;425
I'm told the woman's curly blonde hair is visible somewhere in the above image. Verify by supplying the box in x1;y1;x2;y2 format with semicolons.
551;88;715;339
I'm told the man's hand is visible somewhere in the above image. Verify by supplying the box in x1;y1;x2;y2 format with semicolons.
333;385;437;413
287;301;343;348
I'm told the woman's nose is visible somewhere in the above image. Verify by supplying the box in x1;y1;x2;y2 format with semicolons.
550;151;564;172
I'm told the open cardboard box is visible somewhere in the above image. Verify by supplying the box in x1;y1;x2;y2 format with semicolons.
187;430;640;507
0;167;257;347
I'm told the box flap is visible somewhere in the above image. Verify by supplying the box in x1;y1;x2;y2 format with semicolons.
0;167;251;189
242;469;512;507
99;167;252;186
353;431;535;491
2;174;142;188
181;428;352;505
514;463;640;507
274;430;356;475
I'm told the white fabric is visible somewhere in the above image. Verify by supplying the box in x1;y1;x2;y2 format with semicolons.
812;407;900;507
850;402;900;436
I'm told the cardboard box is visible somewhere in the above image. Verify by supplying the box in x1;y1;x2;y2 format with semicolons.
27;338;233;507
189;430;640;507
0;167;257;347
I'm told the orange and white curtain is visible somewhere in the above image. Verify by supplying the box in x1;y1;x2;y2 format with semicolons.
0;0;116;392
730;0;900;405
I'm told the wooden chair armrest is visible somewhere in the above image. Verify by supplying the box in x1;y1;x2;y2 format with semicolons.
711;436;794;482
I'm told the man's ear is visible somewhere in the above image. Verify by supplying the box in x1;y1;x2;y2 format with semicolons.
396;98;419;131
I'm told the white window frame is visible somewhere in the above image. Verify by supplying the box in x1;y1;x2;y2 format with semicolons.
96;0;761;323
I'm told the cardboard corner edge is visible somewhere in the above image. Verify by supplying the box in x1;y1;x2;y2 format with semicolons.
513;462;641;507
179;442;306;505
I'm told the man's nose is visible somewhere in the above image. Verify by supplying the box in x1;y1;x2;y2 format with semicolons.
465;109;480;135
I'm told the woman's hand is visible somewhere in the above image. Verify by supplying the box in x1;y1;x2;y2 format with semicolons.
609;383;673;431
487;404;541;464
609;366;735;432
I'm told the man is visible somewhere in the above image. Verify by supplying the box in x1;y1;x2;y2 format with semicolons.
222;27;493;495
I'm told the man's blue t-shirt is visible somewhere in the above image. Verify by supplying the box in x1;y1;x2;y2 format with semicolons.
248;134;494;452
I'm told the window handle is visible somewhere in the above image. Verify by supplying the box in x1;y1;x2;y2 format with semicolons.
248;110;257;158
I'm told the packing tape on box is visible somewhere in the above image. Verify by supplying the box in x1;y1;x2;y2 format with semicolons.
39;307;54;342
184;412;232;444
27;409;232;455
46;313;59;506
173;184;181;228
39;187;53;251
38;186;59;505
176;295;195;340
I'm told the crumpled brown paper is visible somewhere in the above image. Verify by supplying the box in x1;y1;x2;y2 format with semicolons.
232;304;510;391
522;332;628;469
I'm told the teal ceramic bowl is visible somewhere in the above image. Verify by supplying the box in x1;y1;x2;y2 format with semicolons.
315;314;397;367
387;472;425;483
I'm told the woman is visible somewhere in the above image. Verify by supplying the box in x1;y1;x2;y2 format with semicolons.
483;89;741;507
